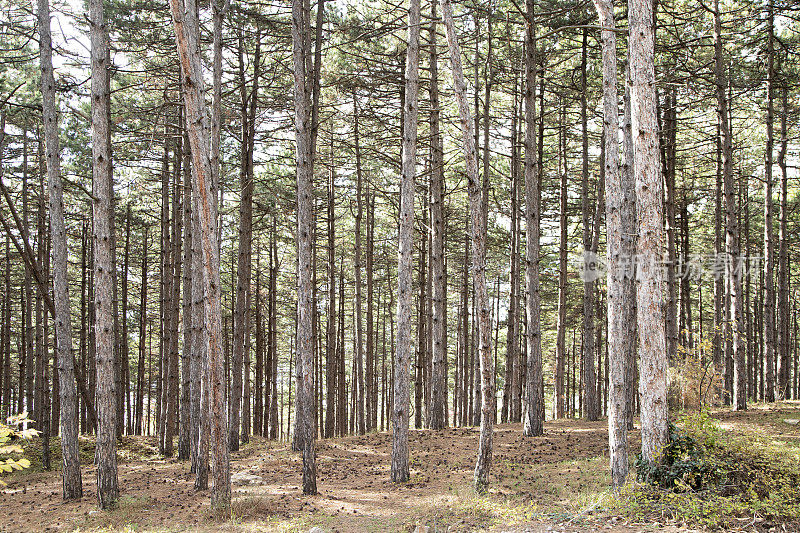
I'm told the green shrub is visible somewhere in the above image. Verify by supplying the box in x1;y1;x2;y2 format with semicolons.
635;409;721;491
618;410;800;529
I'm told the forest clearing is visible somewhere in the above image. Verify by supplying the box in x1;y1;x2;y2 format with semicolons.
2;403;799;532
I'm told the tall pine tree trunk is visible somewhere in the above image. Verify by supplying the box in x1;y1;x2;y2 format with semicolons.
714;0;746;411
580;30;598;422
391;0;420;484
325;161;337;438
291;0;317;493
593;0;630;486
504;58;520;424
122;208;131;435
38;0;82;499
367;194;377;431
179;167;193;461
90;0;119;505
763;0;776;403
135;228;148;435
354;98;366;435
663;89;678;362
776;87;789;399
428;0;447;430
630;0;669;462
522;0;543;438
622;62;637;431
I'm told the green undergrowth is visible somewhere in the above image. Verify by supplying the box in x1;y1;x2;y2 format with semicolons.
615;409;800;529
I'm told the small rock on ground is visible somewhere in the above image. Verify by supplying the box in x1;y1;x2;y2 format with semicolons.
231;472;264;485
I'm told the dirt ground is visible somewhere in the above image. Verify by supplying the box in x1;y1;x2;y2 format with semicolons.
1;404;797;532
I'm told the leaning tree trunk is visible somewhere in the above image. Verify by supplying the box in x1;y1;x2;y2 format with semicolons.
38;0;82;500
522;0;543;438
90;0;119;507
440;0;494;491
630;0;669;462
168;0;230;510
391;0;420;484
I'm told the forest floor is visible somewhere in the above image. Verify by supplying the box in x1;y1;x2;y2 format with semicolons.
1;402;799;532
